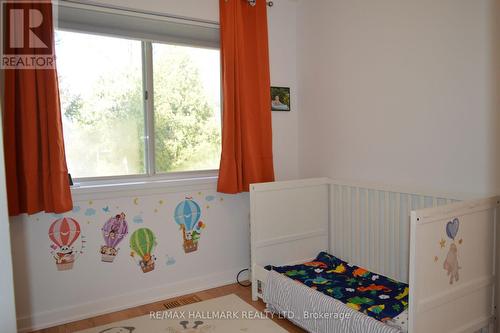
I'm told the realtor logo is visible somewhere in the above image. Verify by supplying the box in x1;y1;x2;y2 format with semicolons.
1;0;56;69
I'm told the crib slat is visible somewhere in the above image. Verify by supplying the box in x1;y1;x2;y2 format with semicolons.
402;195;412;280
384;191;390;274
328;184;338;253
395;193;401;280
340;186;345;260
355;188;361;263
346;186;352;262
363;189;371;267
373;190;379;271
331;184;336;254
335;185;341;257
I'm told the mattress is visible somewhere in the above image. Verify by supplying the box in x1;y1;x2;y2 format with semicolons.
263;252;409;333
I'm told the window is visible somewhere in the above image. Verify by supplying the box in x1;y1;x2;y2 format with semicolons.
56;31;145;178
152;43;221;173
55;7;221;181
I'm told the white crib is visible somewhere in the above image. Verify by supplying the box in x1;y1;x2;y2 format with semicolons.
250;178;498;333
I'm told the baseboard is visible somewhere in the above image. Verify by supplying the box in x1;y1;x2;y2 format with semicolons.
17;268;245;332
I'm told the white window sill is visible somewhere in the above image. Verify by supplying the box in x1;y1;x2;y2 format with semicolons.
70;173;219;200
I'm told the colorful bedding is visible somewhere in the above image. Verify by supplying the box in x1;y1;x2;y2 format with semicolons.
266;252;409;323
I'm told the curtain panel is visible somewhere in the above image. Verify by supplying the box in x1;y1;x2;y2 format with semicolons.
217;0;275;193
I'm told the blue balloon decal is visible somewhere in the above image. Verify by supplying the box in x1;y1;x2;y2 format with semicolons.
446;218;459;240
174;197;205;254
174;197;201;231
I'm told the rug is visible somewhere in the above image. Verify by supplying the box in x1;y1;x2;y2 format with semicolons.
75;294;288;333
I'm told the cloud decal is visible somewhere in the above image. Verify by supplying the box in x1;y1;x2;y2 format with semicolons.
84;208;97;216
133;215;144;224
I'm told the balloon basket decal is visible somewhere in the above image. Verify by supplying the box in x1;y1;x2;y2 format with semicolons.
183;239;198;253
140;258;155;273
130;228;157;273
174;197;206;254
56;256;75;271
100;246;119;263
57;262;74;271
48;217;84;271
102;255;115;263
101;213;128;263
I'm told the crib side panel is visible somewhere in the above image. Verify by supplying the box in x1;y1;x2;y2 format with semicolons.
409;197;499;333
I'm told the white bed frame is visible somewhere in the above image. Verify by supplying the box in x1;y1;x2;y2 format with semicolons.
250;178;499;333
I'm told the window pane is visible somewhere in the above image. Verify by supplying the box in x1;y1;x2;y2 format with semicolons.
56;30;145;178
153;43;221;173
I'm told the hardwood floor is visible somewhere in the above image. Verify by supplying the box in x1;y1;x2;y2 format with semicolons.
32;282;307;333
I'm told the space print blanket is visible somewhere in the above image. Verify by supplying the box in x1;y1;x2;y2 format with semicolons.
266;252;409;322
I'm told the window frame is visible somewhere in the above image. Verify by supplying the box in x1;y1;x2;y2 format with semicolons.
56;17;222;186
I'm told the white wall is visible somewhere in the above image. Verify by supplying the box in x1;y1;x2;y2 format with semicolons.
11;182;250;331
297;0;500;197
10;1;300;331
268;0;299;181
0;100;18;333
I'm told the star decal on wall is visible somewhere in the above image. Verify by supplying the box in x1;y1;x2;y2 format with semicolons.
439;238;446;248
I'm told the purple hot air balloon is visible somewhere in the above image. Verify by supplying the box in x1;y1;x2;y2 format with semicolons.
100;212;128;263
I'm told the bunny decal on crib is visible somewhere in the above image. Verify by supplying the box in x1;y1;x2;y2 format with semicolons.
442;218;461;284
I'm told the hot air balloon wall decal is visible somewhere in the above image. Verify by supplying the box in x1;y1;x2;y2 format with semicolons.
101;213;128;263
130;228;157;273
48;217;85;271
174;196;206;254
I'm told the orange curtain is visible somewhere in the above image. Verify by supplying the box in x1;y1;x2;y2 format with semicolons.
218;0;275;193
3;1;73;216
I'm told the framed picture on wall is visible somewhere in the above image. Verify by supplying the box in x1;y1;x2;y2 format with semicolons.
271;86;291;111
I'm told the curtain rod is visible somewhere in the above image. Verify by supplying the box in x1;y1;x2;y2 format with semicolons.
248;0;274;7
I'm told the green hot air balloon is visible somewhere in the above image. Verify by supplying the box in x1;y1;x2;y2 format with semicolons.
130;228;156;273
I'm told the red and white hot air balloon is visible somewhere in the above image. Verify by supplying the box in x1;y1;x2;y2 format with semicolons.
48;218;82;271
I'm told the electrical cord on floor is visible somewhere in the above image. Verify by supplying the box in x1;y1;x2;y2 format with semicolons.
236;268;251;287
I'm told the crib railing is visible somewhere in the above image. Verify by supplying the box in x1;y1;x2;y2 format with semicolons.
329;180;461;282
